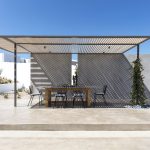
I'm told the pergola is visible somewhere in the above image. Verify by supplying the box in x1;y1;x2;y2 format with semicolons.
0;35;150;107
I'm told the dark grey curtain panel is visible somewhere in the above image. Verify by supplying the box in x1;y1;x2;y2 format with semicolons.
31;53;71;87
78;53;150;101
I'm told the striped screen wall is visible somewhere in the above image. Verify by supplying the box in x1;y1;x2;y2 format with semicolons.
78;53;150;106
31;53;71;87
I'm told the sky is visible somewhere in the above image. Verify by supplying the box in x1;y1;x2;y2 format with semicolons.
0;0;150;59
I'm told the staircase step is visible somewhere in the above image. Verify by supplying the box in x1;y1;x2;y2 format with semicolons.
31;67;41;70
0;124;150;131
34;82;52;85
31;77;49;80
31;56;52;90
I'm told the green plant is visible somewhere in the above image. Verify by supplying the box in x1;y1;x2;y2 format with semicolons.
0;76;13;84
16;90;21;99
0;69;3;75
4;94;9;99
0;69;13;84
17;93;21;99
18;88;23;92
25;88;30;94
130;58;146;106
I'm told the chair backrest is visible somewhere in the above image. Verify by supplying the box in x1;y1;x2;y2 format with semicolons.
57;90;66;94
37;88;42;94
29;85;42;95
62;84;70;88
73;89;83;95
103;85;107;95
57;84;69;94
29;85;33;94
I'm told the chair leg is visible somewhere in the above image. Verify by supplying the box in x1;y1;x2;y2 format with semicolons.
39;95;41;106
93;94;97;107
27;96;31;106
39;95;42;105
73;97;75;107
30;96;34;105
64;96;67;108
40;95;43;105
81;97;84;108
62;96;65;108
54;96;57;108
28;95;33;106
102;95;107;105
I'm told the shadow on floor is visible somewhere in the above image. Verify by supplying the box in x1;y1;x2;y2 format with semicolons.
31;99;130;109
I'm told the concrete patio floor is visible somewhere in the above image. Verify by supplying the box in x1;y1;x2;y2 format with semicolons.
0;97;150;130
1;97;150;149
0;131;150;150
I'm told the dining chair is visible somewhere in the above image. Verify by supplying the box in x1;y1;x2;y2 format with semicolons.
54;84;68;108
93;85;108;107
27;85;43;106
72;90;85;108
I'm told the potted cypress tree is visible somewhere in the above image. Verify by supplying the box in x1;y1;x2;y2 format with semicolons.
130;58;146;106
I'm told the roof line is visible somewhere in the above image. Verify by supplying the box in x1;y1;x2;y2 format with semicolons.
0;35;150;38
123;38;150;53
0;46;14;54
2;37;31;53
17;43;137;45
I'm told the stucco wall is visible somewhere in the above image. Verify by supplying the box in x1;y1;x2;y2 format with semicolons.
126;54;150;91
0;62;30;88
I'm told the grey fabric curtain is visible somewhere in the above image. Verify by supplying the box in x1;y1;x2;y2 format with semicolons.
78;53;133;100
31;53;71;87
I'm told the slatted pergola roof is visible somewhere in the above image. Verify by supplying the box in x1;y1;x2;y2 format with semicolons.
0;36;150;53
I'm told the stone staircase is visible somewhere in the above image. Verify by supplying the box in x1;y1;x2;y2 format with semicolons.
30;56;52;91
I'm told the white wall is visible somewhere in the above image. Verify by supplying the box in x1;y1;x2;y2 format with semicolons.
0;62;30;88
126;54;150;91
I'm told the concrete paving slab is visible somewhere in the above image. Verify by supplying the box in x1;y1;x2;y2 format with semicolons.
0;131;150;150
1;99;150;131
0;137;150;150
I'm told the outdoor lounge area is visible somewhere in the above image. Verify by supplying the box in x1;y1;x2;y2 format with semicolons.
0;35;150;108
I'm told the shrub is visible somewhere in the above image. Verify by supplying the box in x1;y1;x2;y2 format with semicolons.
4;94;9;99
18;88;23;92
130;58;146;106
0;76;13;84
17;93;21;99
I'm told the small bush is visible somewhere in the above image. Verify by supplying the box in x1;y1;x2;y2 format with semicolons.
17;93;21;99
25;88;30;94
18;88;23;92
0;76;13;84
4;94;9;99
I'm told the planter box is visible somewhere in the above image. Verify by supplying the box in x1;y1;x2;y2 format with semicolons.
0;83;22;94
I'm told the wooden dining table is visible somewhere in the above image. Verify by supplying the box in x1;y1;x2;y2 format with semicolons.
44;87;92;107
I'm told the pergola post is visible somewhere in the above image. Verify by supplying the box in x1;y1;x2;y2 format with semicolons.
137;44;140;59
14;43;17;107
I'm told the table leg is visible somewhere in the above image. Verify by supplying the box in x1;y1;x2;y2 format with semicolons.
48;90;51;107
86;89;91;107
45;89;51;107
45;89;48;107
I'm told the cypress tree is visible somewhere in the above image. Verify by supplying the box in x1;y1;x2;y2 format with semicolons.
130;58;146;106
